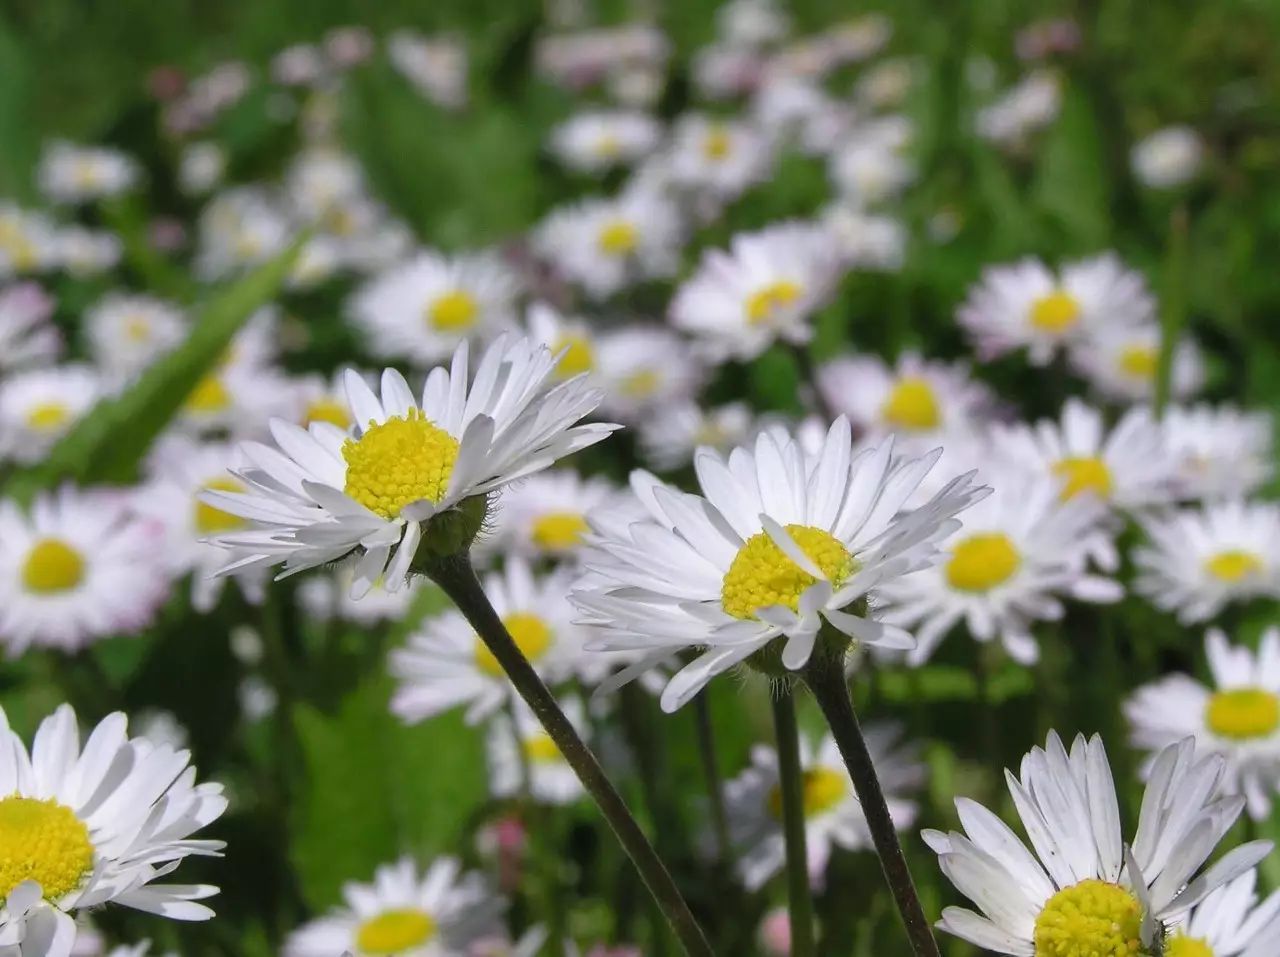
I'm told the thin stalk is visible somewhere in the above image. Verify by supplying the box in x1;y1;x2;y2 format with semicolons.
1154;203;1189;419
770;687;816;957
693;691;734;866
427;553;711;957
803;655;941;957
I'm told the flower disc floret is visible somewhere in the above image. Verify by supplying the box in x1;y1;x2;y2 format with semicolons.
342;409;459;520
355;908;436;954
1032;879;1143;957
721;524;853;621
1205;688;1280;740
0;795;95;901
946;533;1021;592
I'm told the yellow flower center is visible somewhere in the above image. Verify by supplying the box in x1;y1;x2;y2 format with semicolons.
21;539;86;594
475;612;554;678
1033;880;1143;957
1118;345;1158;381
598;220;638;255
881;377;941;431
595;134;622;158
1166;933;1215;957
0;795;95;901
618;368;661;399
354;908;437;955
1205;688;1280;740
303;397;352;430
530;511;589;552
946;533;1021;592
427;290;479;333
1053;456;1113;501
1029;290;1082;334
25;401;71;432
552;333;595;378
745;280;803;326
73;160;102;190
721;524;854;621
1204;549;1264;583
194;477;247;535
185;374;230;414
524;732;563;764
703;127;733;161
124;315;152;342
342;410;459;520
767;767;848;819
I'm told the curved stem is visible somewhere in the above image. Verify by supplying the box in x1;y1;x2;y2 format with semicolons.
803;655;941;957
693;691;734;867
770;688;816;957
427;553;712;957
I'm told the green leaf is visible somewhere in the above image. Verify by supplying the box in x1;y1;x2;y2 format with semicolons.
1031;86;1110;249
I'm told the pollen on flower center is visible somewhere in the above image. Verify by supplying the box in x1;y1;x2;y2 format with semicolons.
1165;933;1215;957
1118;345;1158;381
595;134;622;158
427;290;479;332
745;280;802;326
552;333;595;378
1032;879;1143;957
1053;456;1113;501
619;368;661;398
767;767;847;819
524;732;562;764
25;401;70;431
22;538;86;594
355;908;437;955
0;795;95;901
1029;290;1082;334
475;612;554;678
881;377;941;431
1204;549;1263;583
530;511;589;551
342;410;460;519
303;397;352;430
195;477;248;534
946;533;1021;592
1205;688;1280;740
598;219;638;255
124;315;152;343
185;374;230;414
703;127;733;160
721;524;854;621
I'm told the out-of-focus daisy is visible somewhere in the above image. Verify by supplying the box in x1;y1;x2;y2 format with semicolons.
38;142;140;205
725;724;921;890
595;325;704;423
533;188;683;300
879;472;1121;665
283;857;501;957
816;352;994;447
638;400;754;472
0;364;101;465
1;204;61;277
488;470;622;560
203;337;614;591
284;149;367;224
390;559;582;725
325;25;375;69
1134;501;1280;624
271;43;325;87
717;0;790;47
958;253;1155;364
665;114;772;201
488;697;587;805
828;141;916;209
193;188;292;281
0;282;59;371
692;45;766;100
1164;869;1280;957
290;370;358;432
348;251;519;365
1162;405;1273;502
670;222;842;362
178;142;226;195
522;301;598;385
296;562;425;626
469;926;550;957
387;31;469;109
819;205;906;271
548;110;662;173
573;421;988;711
974;70;1062;147
0;703;227;952
175;361;295;440
855;58;918;111
1070;323;1204;404
55;227;122;278
924;731;1273;956
1132;126;1204;190
1126;627;1280;821
83;293;187;383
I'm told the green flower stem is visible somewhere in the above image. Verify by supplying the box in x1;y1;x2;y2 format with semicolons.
426;553;712;957
1154;202;1189;418
770;687;817;957
693;691;734;866
803;654;941;957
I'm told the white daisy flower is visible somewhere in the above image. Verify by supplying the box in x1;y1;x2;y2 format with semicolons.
958;253;1155;364
572;420;988;712
533;188;683;300
818;204;906;272
54;228;122;279
878;471;1122;665
487;697;587;805
488;469;622;561
390;559;582;725
0;282;60;372
1162;405;1273;502
1134;501;1280;624
717;0;790;47
1070;323;1204;404
271;43;325;86
0;486;169;655
522;302;598;386
595;325;705;423
193;188;292;282
638;400;755;472
468;926;549;957
816;352;994;448
203;336;615;592
284;149;368;224
669;222;842;362
1;204;61;278
387;31;469;110
178;142;226;196
924;731;1273;956
725;724;921;890
665;114;773;201
348;251;520;366
1132;126;1204;190
83;293;187;384
0;365;101;466
548;110;662;173
283;857;502;957
295;563;425;626
974;70;1062;147
38;143;140;205
289;370;360;433
692;45;766;100
1164;868;1280;956
855;58;918;111
827;141;916;209
174;362;296;440
0;703;227;955
1126;628;1280;822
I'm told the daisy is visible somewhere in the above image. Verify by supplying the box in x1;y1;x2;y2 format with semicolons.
283;857;502;957
54;228;122;279
177;142;226;195
0;365;101;466
83;293;187;383
924;731;1273;956
669;222;842;362
487;469;622;560
295;563;425;626
958;253;1155;364
487;697;587;805
595;325;705;423
717;0;790;47
193;188;292;282
0;282;60;372
0;703;227;955
637;400;755;472
1;204;61;278
348;251;520;365
284;149;368;224
1164;868;1280;956
38;142;139;205
174;361;296;440
1132;126;1204;190
665;114;773;201
390;559;582;725
1162;405;1273;502
1070;323;1204;404
827;141;916;209
571;420;988;712
878;471;1122;665
1134;501;1280;624
523;302;598;384
725;724;921;890
974;70;1062;148
855;59;918;111
548;110;662;173
387;31;469;110
289;370;359;433
818;204;906;272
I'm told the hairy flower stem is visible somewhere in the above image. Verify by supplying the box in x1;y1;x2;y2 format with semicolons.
427;553;712;957
770;687;816;957
804;654;941;957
